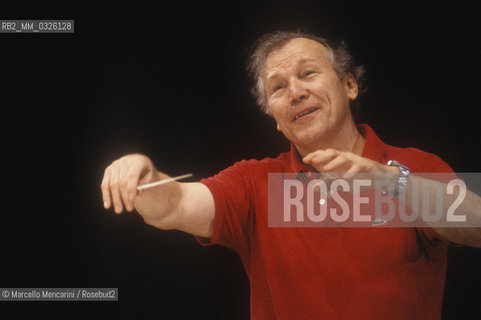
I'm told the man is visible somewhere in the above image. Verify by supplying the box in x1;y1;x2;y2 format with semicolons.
101;31;481;319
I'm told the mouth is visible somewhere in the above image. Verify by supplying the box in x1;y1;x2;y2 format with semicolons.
292;107;319;122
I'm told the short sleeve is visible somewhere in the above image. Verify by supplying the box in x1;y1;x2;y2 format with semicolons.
412;152;461;244
195;160;254;254
412;151;454;174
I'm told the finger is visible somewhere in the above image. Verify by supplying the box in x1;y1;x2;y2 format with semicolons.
109;164;124;214
321;154;351;172
100;166;112;209
343;164;361;180
304;149;338;166
119;163;140;212
126;165;143;202
117;163;132;212
302;150;323;163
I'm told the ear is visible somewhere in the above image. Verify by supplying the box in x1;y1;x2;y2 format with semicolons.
277;123;281;131
344;73;358;101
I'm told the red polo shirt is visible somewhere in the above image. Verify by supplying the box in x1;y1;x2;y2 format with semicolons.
198;124;453;319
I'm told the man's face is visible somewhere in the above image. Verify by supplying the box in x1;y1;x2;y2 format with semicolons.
263;38;358;151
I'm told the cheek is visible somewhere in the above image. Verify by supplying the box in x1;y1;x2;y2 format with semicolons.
270;110;291;133
269;102;288;122
272;112;288;128
311;76;347;101
309;82;330;100
331;81;351;101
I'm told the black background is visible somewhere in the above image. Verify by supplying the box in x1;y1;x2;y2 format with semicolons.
1;1;481;319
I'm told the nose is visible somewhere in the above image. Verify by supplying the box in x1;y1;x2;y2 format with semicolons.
288;77;309;105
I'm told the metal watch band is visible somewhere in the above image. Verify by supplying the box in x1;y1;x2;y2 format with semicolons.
387;160;410;195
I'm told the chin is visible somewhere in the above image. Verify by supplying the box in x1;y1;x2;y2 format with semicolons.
291;129;324;148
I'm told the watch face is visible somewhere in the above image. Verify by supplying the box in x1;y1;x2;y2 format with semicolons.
387;160;409;172
387;160;399;167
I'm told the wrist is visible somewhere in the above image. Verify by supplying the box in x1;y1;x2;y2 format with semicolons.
387;165;400;185
387;160;410;195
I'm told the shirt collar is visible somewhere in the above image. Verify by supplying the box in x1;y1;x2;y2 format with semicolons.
288;143;312;173
358;123;388;163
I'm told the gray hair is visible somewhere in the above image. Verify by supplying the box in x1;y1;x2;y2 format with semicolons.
247;30;366;117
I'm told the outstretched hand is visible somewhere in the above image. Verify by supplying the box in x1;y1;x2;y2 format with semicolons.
100;154;158;214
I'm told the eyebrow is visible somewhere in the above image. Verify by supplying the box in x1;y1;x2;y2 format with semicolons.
298;58;318;65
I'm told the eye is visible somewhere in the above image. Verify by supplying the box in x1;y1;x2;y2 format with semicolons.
301;70;316;77
271;83;286;94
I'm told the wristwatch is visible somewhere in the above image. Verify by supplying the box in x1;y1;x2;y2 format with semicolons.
387;160;410;195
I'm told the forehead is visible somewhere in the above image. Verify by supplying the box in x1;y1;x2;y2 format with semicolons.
264;38;333;78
